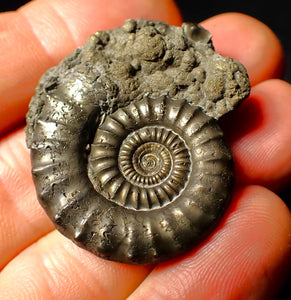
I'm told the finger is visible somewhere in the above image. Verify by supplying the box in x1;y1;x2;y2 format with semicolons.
128;185;291;300
201;12;285;86
0;0;182;136
0;230;153;299
220;79;291;190
0;0;182;266
0;129;54;269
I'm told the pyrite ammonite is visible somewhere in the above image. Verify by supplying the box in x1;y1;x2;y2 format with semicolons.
26;19;250;264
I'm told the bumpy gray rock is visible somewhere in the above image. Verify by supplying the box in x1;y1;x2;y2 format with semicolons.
27;19;250;141
26;20;250;265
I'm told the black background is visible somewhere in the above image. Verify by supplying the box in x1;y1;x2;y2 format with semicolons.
1;0;290;298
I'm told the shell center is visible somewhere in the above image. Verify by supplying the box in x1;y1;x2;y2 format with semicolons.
132;142;170;178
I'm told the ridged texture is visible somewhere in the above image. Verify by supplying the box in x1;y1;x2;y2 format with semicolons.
88;97;194;210
25;19;249;264
27;94;233;264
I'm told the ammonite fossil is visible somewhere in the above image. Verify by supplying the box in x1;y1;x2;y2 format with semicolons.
26;19;250;264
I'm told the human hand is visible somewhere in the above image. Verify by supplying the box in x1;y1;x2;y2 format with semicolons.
0;1;290;299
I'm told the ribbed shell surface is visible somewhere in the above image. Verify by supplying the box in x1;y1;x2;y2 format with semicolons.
28;95;233;264
26;19;250;264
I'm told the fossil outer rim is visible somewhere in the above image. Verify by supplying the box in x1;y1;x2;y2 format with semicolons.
25;19;250;264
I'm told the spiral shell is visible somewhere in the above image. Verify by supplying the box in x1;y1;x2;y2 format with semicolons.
88;96;231;213
26;19;250;264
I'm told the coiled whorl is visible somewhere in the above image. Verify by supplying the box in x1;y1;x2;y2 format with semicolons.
26;19;250;264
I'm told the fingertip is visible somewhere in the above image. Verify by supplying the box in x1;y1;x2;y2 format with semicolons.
128;185;291;299
201;12;285;85
231;185;291;251
229;185;291;298
221;79;291;190
0;230;153;299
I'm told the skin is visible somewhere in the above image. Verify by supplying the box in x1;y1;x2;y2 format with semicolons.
0;0;290;299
